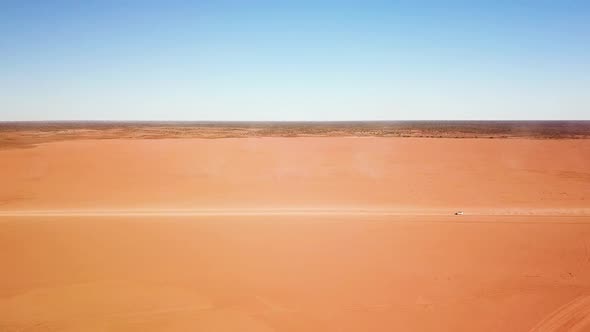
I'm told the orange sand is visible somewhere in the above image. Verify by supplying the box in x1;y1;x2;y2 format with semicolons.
1;137;590;331
1;138;589;211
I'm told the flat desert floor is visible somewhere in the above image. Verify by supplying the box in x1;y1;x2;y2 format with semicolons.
1;129;590;331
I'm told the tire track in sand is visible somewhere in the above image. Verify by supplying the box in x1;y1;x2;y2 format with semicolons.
529;295;590;332
0;207;590;217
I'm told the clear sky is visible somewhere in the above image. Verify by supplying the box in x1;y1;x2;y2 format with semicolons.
1;1;589;121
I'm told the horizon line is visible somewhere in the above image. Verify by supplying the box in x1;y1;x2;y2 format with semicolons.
2;120;590;123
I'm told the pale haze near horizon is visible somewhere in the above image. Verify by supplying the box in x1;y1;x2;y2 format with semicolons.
1;1;589;121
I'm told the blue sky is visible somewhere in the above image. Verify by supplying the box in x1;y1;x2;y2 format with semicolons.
1;1;589;120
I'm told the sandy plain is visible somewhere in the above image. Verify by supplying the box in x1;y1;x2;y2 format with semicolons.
1;123;590;331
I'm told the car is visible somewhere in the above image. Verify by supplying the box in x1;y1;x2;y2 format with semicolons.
454;211;464;216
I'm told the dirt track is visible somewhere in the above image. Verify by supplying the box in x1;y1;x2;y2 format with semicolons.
1;208;590;217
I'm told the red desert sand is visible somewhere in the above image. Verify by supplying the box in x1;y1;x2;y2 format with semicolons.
1;133;590;331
